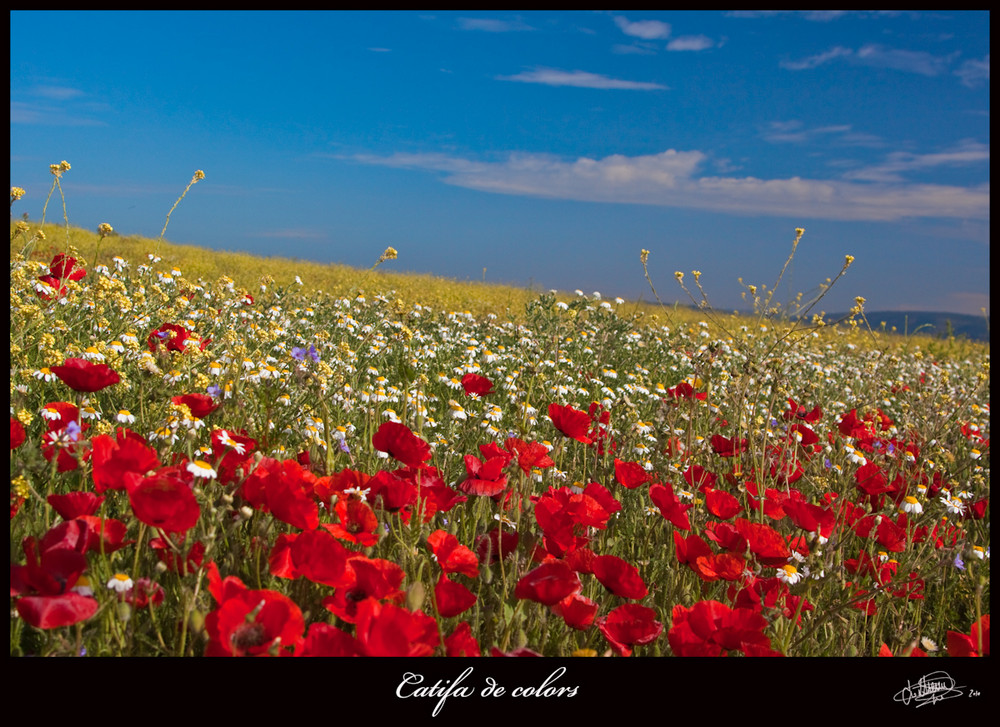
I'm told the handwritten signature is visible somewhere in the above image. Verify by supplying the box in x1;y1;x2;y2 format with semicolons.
893;672;964;708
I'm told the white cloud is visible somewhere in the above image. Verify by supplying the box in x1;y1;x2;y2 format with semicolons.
780;46;853;70
613;16;671;40
842;141;990;182
10;101;106;126
341;148;990;222
456;17;534;32
666;35;714;52
31;85;86;100
11;84;109;126
955;54;990;88
612;43;658;56
855;44;957;76
782;44;960;77
761;121;866;145
496;67;667;90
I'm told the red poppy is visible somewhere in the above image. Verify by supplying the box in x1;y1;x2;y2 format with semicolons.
784;397;822;424
171;393;220;419
875;517;908;553
783;499;835;537
705;488;743;520
552;593;599;630
205;576;304;656
475;527;519;564
665;381;706;401
548;403;593;444
411;465;467;521
150;536;205;575
583;481;621;517
596;603;663;657
592;554;648;599
124;578;166;609
673;530;713;568
668;600;771;657
209;428;256;485
445;622;481;657
460;373;495;397
503;437;555;474
649;482;693;531
265;460;321;531
786;423;820;454
372;421;432;468
316;467;372;505
322;556;406;622
704;521;748;553
947;615;990;657
734;518;791;566
692;552;746;582
614;458;652;489
11;417;26;449
490;646;543;657
710;434;747;457
272;529;350;588
434;573;477;617
514;560;582;606
47;253;87;283
427;530;480;578
47;491;105;520
40;401;79;431
367;468;419;517
11;532;98;630
91;429;161;493
323;498;379;546
41;421;91;473
36;254;86;300
299;622;363;656
147;323;210;353
75;516;132;554
458;453;508;497
126;467;201;533
353;599;440;657
684;465;717;491
49;357;120;392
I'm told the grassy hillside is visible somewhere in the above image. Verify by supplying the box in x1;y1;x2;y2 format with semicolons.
10;220;987;360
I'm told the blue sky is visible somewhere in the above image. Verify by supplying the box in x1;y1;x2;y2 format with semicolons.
10;11;990;316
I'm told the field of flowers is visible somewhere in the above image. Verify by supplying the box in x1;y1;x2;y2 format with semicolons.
9;174;989;659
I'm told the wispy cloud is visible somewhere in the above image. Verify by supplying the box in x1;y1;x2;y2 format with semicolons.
340;148;990;222
31;85;86;101
782;44;959;77
496;67;667;90
611;43;658;56
11;84;108;126
761;121;882;147
666;35;715;52
855;44;958;76
842;140;990;182
780;46;853;71
613;16;671;40
10;101;106;126
954;54;990;88
456;17;534;32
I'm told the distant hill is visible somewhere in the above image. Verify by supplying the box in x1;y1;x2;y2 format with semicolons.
830;310;990;343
